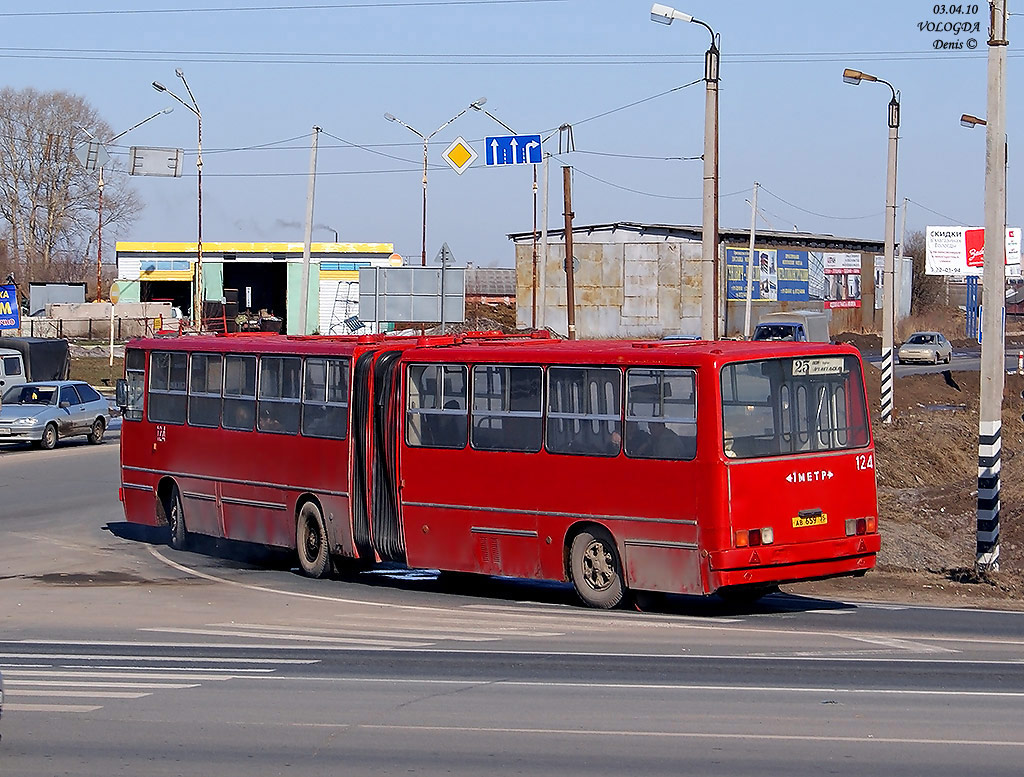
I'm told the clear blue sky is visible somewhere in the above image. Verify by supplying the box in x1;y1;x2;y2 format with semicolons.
2;1;1018;266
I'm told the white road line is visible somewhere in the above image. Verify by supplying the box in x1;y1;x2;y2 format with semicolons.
844;635;956;654
0;651;317;664
138;627;434;648
149;547;485;614
335;723;1024;747
9;689;151;699
6;703;103;713
3;670;241;681
207;622;501;642
5;680;200;689
277;676;1024;698
57;665;276;673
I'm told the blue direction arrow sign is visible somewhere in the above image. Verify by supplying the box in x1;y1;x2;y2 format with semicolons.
485;135;542;166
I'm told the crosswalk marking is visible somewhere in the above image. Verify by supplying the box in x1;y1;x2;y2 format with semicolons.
0;649;304;716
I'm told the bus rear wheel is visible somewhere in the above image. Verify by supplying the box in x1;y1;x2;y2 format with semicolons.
296;502;330;579
167;486;189;551
569;528;625;609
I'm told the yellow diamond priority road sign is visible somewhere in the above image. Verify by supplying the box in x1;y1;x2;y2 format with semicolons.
441;136;477;175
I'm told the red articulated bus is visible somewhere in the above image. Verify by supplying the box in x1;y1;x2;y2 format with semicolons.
117;331;880;608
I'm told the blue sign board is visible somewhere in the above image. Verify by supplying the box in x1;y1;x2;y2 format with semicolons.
726;248;809;302
485;135;543;166
0;284;20;330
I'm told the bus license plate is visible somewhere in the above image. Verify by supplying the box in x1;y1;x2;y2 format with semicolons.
792;513;827;528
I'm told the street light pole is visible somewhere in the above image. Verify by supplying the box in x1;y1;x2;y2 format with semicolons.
152;70;203;327
79;108;171;302
651;4;720;340
843;67;900;425
385;98;486;267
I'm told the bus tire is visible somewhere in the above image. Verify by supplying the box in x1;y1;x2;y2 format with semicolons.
296;502;330;579
569;528;625;609
167;485;189;551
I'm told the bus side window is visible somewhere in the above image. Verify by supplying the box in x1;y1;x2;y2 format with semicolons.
546;367;622;457
148;351;188;424
223;354;257;431
624;368;696;460
471;365;543;452
123;349;146;422
301;357;349;439
258;356;301;434
188;353;223;428
406;364;468;449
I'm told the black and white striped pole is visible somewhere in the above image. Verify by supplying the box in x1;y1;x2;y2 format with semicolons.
977;0;1008;573
843;68;900;424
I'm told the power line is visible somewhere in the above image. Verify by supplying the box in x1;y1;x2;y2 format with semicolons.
571;166;748;201
907;198;970;226
759;185;882;221
0;0;565;19
573;149;701;161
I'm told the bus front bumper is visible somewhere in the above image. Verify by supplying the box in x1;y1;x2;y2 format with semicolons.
708;533;881;590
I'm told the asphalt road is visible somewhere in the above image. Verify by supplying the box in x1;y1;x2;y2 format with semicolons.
2;437;1024;775
865;348;1024;376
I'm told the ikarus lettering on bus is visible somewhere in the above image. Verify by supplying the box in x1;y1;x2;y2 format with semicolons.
786;469;834;484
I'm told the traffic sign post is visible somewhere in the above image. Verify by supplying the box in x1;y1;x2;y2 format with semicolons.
485;134;542;166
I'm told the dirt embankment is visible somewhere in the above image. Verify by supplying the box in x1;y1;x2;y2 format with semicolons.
792;337;1024;608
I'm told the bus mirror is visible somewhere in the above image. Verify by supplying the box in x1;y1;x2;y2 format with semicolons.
115;378;129;408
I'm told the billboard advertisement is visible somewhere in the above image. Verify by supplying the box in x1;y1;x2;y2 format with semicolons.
925;226;1022;277
823;252;862;309
0;284;20;330
726;248;809;302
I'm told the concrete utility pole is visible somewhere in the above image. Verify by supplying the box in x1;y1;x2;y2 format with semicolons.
562;166;576;341
743;181;759;339
895;196;909;325
977;0;1009;573
299;126;321;336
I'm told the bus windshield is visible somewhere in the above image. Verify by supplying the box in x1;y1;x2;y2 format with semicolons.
721;355;869;459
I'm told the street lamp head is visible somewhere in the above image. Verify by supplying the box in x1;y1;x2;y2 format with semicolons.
842;68;863;85
961;113;987;128
152;81;167;92
469;97;487;110
384;112;397;122
175;68;184;78
161;106;174;114
650;3;693;24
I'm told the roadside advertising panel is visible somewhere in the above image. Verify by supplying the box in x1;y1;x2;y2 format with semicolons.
726;248;809;302
925;226;1022;277
0;284;20;330
823;252;862;309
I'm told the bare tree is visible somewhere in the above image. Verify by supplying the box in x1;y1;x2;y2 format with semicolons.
0;87;143;288
903;229;947;313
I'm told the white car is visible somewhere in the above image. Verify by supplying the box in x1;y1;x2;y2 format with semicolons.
0;380;110;449
897;332;953;365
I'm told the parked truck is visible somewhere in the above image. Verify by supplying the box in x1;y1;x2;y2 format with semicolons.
751;310;831;343
0;338;71;396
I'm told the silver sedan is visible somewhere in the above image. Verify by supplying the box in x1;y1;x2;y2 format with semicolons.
0;380;110;449
897;331;953;365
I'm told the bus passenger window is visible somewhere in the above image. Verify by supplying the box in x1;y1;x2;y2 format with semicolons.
258;356;301;434
546;367;622;457
301;357;349;439
188;353;223;428
223;354;257;431
406;364;468;449
148;351;188;424
471;365;542;452
625;368;696;461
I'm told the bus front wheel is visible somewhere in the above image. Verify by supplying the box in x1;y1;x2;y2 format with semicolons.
569;528;625;609
296;502;330;579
